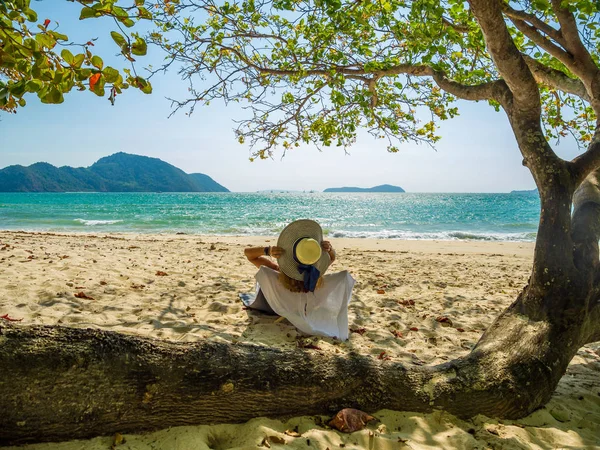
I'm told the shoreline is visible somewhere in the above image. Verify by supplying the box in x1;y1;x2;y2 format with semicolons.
0;229;536;256
1;230;598;449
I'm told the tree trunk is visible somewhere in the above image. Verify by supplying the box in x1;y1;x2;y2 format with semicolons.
1;300;598;446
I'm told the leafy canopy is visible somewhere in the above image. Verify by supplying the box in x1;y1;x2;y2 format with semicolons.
3;0;599;161
148;0;599;159
0;0;155;112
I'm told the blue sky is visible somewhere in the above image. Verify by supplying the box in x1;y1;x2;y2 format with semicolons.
0;2;582;193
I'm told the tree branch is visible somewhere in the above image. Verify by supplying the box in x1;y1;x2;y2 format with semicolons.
550;0;596;70
502;5;565;45
522;55;590;102
510;18;575;69
549;0;600;118
217;43;507;104
467;0;540;116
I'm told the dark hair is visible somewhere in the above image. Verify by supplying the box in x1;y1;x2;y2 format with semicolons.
278;271;324;293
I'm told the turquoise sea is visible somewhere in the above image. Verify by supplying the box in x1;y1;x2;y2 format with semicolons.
0;192;540;242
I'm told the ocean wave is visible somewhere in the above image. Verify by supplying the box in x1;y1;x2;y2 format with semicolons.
74;219;123;226
329;229;537;242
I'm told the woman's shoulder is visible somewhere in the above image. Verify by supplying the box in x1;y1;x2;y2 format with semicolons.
256;265;280;283
257;265;279;275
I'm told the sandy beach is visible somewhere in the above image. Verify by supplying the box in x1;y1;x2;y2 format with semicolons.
1;230;599;449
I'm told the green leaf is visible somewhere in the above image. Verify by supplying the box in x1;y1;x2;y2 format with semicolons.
79;7;99;20
40;88;64;104
91;55;103;69
73;53;85;69
61;49;74;65
131;37;147;56
137;7;152;19
9;81;27;97
112;6;128;18
24;8;37;22
103;66;119;83
48;30;68;41
34;33;56;49
25;80;43;93
119;18;135;28
134;76;152;94
110;31;127;48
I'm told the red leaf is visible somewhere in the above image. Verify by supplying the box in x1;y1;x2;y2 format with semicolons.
155;271;168;276
376;289;385;294
43;19;51;28
1;314;22;322
409;327;419;331
89;73;101;91
456;328;465;332
74;292;94;300
86;41;95;46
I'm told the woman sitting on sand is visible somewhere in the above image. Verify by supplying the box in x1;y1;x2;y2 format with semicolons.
243;219;355;340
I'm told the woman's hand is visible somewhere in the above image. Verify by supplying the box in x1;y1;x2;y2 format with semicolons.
321;241;333;252
321;240;336;263
270;246;285;258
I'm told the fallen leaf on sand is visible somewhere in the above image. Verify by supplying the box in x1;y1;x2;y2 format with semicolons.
456;328;465;332
155;271;168;276
435;316;453;327
350;327;366;335
297;338;322;350
378;351;391;361
329;408;376;433
376;289;386;294
284;429;301;437
74;292;94;300
391;330;403;338
409;327;419;331
100;281;107;286
1;314;22;322
398;299;415;306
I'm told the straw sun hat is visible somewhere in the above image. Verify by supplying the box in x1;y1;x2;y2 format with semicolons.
277;219;330;287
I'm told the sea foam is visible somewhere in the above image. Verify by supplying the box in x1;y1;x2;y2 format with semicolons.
74;219;123;226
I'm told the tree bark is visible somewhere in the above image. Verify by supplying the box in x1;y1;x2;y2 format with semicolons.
1;307;598;446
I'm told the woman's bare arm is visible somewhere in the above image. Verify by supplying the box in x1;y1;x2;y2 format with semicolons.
321;241;336;264
244;246;281;270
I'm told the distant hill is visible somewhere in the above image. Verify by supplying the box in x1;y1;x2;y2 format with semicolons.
0;153;229;193
324;184;405;193
510;189;538;195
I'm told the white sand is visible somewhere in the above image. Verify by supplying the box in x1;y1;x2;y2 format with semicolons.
1;231;599;449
